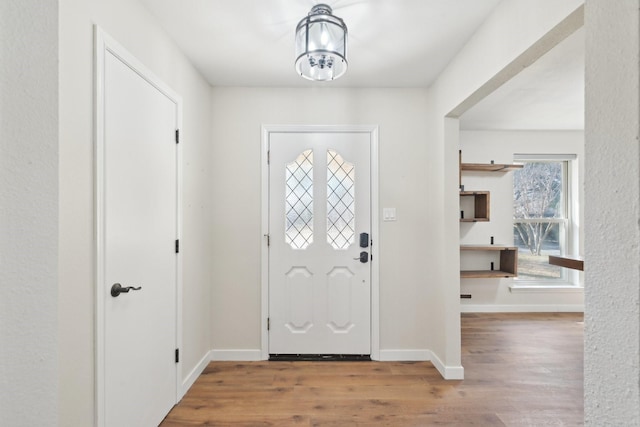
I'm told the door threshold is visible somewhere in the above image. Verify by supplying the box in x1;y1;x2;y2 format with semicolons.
269;354;371;362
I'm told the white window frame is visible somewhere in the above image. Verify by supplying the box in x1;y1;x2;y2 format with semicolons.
512;154;580;288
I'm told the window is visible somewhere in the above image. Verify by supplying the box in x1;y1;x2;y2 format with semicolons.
513;155;577;283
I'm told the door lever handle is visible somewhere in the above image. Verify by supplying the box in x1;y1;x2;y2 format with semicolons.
111;283;142;297
353;251;369;263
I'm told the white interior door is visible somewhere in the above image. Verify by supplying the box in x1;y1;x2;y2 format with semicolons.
99;35;179;427
268;132;371;355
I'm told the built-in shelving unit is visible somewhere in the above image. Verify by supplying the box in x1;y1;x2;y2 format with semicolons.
460;245;518;278
459;150;522;279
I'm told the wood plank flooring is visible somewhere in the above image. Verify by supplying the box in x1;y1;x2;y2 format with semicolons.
161;313;583;426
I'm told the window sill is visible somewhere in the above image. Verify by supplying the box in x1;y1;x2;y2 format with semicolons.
509;283;584;293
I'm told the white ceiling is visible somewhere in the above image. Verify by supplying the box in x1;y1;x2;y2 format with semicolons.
140;0;502;88
140;0;584;129
460;27;585;130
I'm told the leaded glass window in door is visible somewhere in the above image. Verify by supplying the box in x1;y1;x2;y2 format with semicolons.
327;149;355;250
285;149;313;249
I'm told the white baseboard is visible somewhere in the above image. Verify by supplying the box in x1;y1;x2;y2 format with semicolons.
378;349;464;380
181;350;212;398
429;351;464;380
180;349;264;398
461;304;584;313
210;349;263;361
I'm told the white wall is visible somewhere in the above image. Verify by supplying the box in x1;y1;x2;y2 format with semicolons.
426;0;584;372
459;131;584;311
59;0;213;424
206;1;587;377
584;0;640;424
8;0;638;423
208;0;583;371
0;1;59;425
210;87;437;358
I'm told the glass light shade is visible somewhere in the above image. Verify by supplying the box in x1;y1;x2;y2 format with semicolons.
295;4;348;81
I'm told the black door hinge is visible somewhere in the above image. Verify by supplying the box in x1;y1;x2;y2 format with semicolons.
175;239;179;253
267;317;270;331
175;129;180;144
175;348;179;363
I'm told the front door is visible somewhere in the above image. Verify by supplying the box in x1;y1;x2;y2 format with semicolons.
268;131;371;355
97;31;179;427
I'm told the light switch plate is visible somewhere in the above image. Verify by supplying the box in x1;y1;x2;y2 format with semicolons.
383;208;397;221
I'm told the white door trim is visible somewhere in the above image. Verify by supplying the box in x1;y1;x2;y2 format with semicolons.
261;125;380;360
94;26;183;427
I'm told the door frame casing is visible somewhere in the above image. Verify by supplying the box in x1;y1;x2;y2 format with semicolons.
261;125;380;360
94;26;184;427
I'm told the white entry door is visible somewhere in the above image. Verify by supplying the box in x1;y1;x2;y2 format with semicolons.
97;31;180;427
269;131;371;355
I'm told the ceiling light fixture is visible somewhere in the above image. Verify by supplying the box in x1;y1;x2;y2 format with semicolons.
295;4;348;81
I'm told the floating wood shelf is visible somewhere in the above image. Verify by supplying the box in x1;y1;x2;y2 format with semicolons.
460;191;490;222
461;244;517;251
458;150;523;189
460;245;518;279
461;163;524;172
461;270;517;279
548;255;584;271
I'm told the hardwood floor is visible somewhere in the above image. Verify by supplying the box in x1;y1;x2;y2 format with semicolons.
161;313;584;426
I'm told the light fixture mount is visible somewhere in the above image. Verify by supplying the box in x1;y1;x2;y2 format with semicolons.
295;3;348;81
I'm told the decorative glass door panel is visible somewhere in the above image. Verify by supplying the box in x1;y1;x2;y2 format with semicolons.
285;149;313;250
269;131;371;355
327;150;355;250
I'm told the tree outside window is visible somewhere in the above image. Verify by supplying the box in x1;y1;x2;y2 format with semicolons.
513;160;567;280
